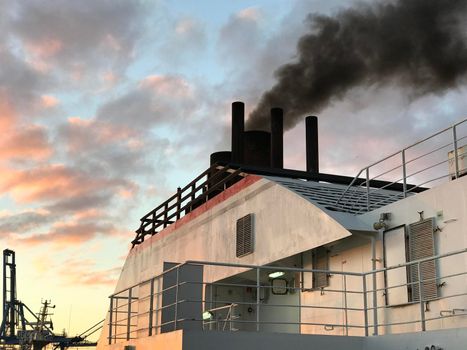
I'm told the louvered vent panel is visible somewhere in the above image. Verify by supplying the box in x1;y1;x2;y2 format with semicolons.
408;218;438;301
236;214;254;257
312;248;329;288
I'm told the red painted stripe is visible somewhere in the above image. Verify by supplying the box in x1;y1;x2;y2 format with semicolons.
129;174;262;255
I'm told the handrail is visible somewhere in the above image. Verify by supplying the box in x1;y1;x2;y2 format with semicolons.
108;248;467;343
131;164;246;247
336;117;467;211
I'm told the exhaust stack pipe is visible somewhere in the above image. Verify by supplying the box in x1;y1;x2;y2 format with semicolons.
231;101;245;163
270;108;284;168
306;116;319;174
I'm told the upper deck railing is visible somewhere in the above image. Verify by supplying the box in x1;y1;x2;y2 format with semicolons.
335;118;467;214
131;164;246;247
107;248;467;342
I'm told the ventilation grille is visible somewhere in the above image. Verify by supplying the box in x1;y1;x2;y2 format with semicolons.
312;247;329;288
236;214;254;257
408;218;438;301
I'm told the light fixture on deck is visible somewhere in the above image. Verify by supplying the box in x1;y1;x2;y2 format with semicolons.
202;311;213;320
268;271;285;279
373;212;391;230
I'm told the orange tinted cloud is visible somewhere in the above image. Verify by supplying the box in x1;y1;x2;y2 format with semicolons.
0;164;129;203
0;92;18;130
0;125;52;161
140;75;193;98
23;38;63;72
100;71;118;87
57;257;120;286
40;94;59;108
25;38;63;58
237;7;261;21
72;208;104;221
19;221;116;246
104;34;122;51
64;117;140;152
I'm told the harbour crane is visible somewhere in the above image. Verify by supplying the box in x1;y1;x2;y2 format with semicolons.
0;249;102;350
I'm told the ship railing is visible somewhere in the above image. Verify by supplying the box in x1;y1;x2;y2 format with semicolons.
107;247;467;344
335;118;467;214
202;303;239;331
131;164;246;247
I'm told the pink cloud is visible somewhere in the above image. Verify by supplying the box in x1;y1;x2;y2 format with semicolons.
64;117;141;152
56;257;120;286
40;94;59;108
0;92;18;130
237;7;261;21
23;38;63;72
72;208;104;220
140;75;193;98
26;38;63;58
100;71;119;88
0;93;53;162
103;34;122;51
175;19;198;35
0;164;131;203
19;221;117;247
0;125;52;161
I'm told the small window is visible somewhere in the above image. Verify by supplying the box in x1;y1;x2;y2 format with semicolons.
312;247;329;289
407;218;438;301
236;213;254;257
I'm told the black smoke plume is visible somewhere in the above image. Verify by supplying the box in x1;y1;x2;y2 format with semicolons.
248;0;467;131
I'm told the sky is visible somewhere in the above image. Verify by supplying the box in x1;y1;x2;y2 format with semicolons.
1;0;467;341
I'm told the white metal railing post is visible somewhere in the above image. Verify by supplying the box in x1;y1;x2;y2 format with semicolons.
362;275;369;336
417;262;426;331
344;275;349;336
108;296;113;344
174;267;180;331
155;278;161;334
402;150;407;198
256;267;260;332
366;168;370;211
114;298;119;342
372;271;378;335
127;288;132;341
453;125;459;179
230;304;233;331
148;278;154;336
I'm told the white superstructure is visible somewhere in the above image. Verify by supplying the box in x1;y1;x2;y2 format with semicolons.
96;104;467;350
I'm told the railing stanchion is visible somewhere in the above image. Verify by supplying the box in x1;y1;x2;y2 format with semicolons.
366;168;370;211
362;275;369;336
176;187;181;220
256;267;260;332
108;296;113;344
402;150;407;198
155;277;161;334
372;271;378;335
174;267;180;331
127;288;132;341
344;275;348;336
417;262;426;331
148;278;154;336
453;125;459;179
